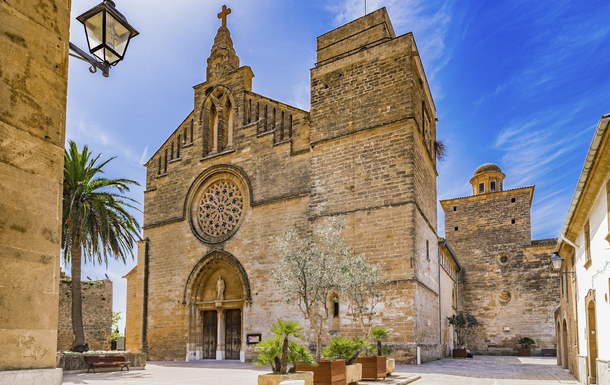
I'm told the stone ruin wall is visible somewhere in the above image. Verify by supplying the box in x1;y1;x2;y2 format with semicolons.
57;273;113;351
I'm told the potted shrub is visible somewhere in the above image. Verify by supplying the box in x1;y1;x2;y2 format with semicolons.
447;312;480;358
354;326;388;380
254;319;316;385
321;337;367;385
518;337;535;356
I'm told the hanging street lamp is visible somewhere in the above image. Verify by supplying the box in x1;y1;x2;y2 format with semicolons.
549;252;576;276
550;252;564;272
69;0;139;77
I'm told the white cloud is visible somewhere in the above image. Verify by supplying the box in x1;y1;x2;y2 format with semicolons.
289;82;310;111
139;146;149;166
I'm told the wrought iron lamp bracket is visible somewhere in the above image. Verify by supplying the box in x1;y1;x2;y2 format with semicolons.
69;42;111;77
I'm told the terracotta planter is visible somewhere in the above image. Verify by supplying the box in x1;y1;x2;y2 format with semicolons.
296;360;346;385
345;363;361;385
354;356;386;380
518;348;531;356
452;349;467;358
257;372;314;385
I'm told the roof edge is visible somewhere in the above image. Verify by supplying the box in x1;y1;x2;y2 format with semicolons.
555;114;610;252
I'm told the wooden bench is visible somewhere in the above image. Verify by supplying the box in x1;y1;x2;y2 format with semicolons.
541;349;557;357
85;355;131;373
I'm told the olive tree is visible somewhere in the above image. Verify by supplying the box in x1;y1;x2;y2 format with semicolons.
272;216;349;360
339;253;386;337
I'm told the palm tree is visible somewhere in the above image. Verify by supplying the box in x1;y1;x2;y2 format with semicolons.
62;140;141;351
270;319;304;374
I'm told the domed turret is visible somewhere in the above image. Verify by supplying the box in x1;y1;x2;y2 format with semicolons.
470;163;505;195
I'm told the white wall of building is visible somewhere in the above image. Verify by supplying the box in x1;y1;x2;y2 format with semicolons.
575;177;610;384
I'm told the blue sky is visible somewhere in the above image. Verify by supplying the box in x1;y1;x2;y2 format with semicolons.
65;0;610;333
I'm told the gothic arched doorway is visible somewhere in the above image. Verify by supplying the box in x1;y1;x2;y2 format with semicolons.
183;250;251;361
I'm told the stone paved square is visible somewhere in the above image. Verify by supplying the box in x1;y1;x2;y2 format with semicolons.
62;356;577;385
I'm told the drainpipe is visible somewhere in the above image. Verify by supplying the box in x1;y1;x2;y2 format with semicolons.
438;244;442;359
142;238;150;357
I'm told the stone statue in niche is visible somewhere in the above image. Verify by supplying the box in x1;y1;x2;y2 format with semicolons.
216;275;225;301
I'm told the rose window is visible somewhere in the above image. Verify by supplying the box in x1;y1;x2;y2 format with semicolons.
198;181;243;237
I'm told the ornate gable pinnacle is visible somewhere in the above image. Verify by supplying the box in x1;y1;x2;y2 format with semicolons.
206;14;239;83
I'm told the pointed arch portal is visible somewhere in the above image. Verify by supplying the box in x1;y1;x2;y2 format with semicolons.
183;249;251;361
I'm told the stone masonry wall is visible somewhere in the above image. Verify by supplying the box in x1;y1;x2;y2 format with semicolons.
127;8;441;364
0;0;70;372
442;188;560;355
57;275;112;351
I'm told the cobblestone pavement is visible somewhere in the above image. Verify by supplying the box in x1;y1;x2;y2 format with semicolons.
62;356;577;385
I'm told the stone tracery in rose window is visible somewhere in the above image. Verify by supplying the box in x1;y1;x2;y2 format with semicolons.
198;181;243;237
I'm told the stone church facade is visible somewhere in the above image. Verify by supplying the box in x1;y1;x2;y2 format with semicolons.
124;8;447;363
441;164;560;355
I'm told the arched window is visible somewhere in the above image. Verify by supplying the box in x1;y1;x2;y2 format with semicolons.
208;104;218;154
330;295;340;331
170;141;174;160
158;156;162;175
288;114;293;138
183;127;187;144
177;135;181;158
248;99;252;124
225;99;233;149
164;148;168;173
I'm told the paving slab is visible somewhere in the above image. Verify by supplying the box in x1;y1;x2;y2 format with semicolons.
61;356;577;385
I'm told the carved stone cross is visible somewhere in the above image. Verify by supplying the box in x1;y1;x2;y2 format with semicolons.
217;5;231;28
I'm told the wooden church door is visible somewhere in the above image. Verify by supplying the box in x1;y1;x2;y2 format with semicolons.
202;310;217;359
225;309;241;360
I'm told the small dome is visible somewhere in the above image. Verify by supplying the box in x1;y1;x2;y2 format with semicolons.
474;163;502;177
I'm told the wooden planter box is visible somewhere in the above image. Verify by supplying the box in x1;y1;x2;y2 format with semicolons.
296;360;346;385
518;348;531;356
345;363;362;385
354;356;386;380
257;372;314;385
452;349;467;358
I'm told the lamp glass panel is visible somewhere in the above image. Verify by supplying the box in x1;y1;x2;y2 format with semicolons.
105;13;131;58
103;47;120;65
83;12;104;59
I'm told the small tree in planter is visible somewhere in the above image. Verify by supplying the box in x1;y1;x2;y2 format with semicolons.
339;253;386;337
322;337;369;384
254;319;315;374
368;326;390;356
447;312;480;357
272;217;348;360
518;337;535;356
322;337;369;365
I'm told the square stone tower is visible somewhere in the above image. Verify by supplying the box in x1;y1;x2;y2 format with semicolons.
441;164;559;355
309;8;440;361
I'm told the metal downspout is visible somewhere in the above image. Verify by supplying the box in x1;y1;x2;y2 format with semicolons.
438;245;442;359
